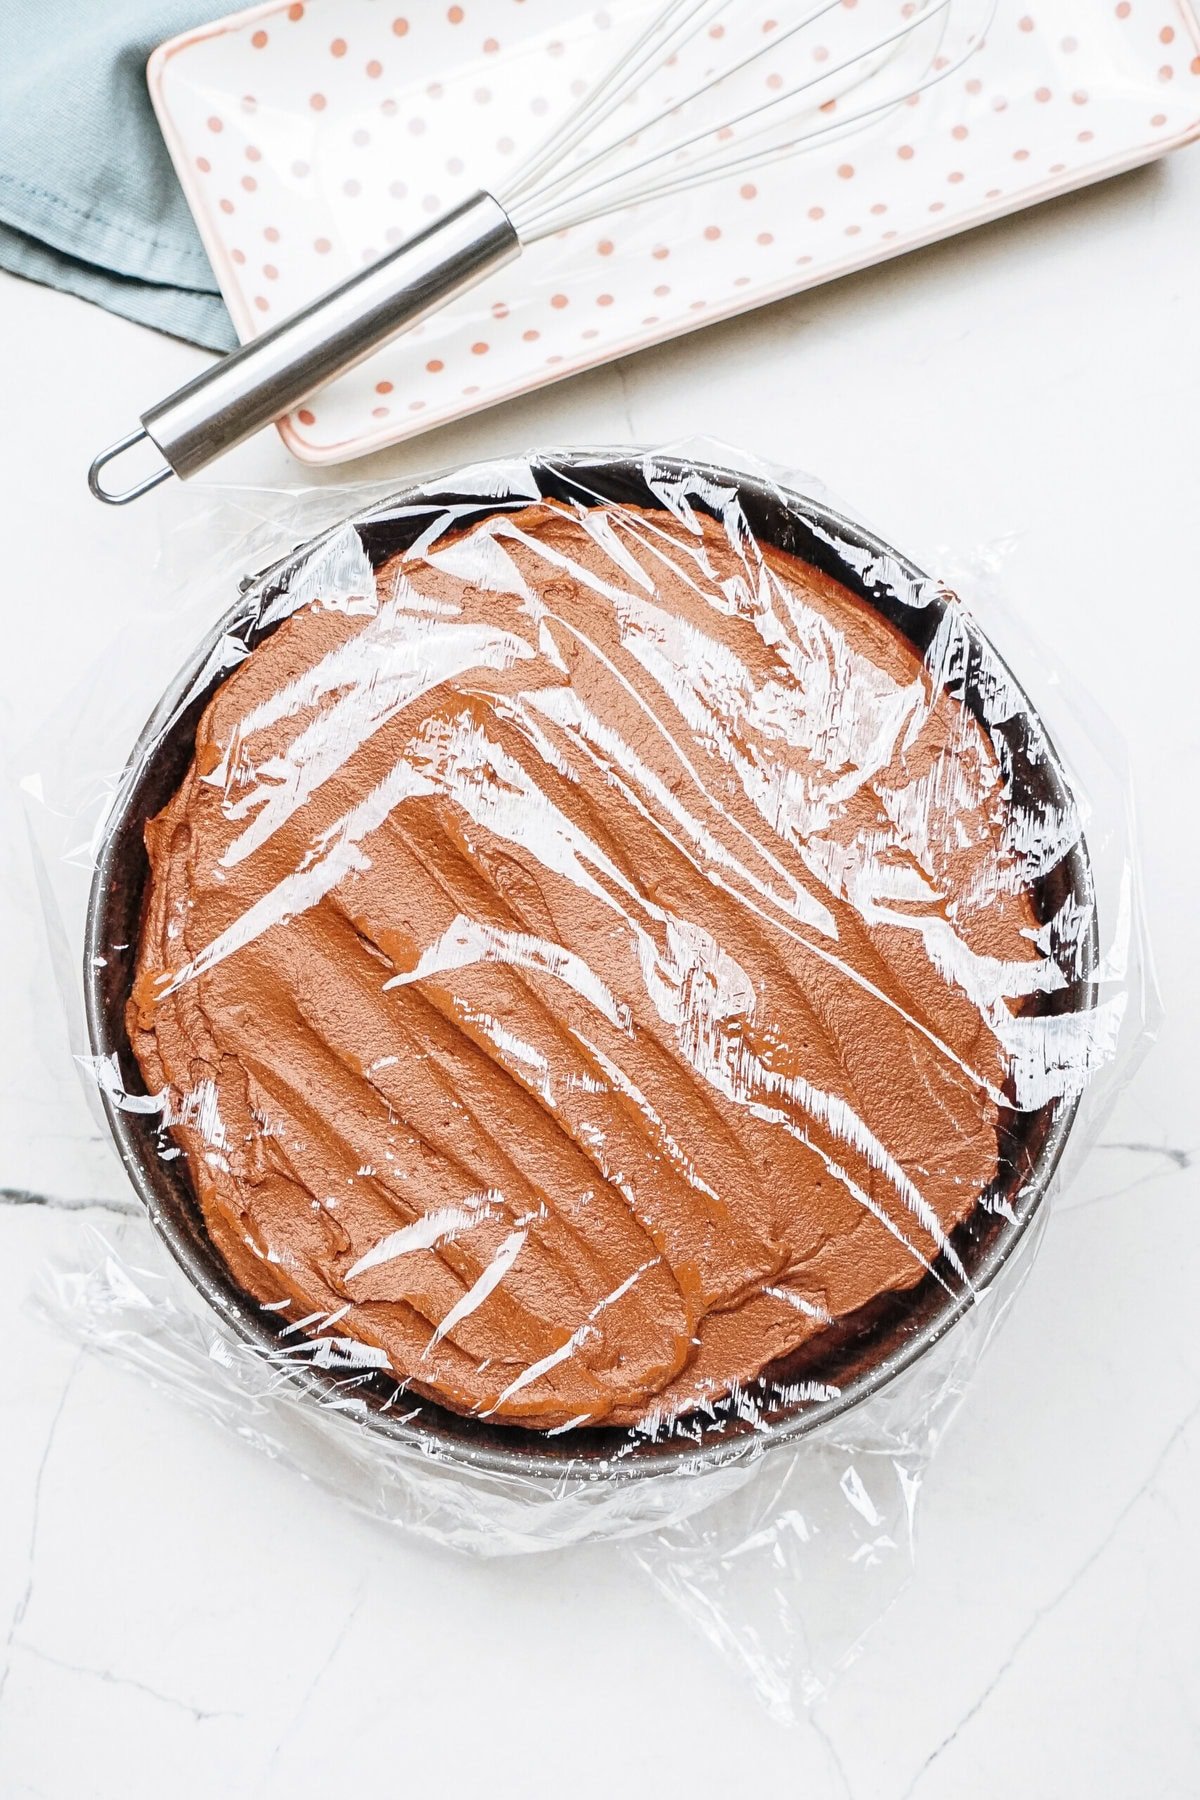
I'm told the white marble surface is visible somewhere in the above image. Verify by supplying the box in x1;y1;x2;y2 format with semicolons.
2;141;1199;1797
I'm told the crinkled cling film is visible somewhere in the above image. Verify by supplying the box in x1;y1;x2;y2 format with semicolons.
24;444;1152;1712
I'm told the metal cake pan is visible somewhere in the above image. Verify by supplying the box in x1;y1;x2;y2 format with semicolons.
84;451;1097;1482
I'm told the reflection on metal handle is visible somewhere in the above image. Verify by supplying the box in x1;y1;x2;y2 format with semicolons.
87;191;520;505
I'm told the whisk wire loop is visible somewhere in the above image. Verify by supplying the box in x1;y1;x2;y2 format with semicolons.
504;0;728;205
511;0;846;221
510;0;969;239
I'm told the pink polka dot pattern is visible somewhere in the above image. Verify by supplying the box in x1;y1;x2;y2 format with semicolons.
151;0;1200;454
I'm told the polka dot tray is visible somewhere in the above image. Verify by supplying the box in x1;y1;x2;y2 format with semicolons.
149;0;1200;466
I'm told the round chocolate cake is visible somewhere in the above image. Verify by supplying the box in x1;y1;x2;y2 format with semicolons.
127;496;1049;1434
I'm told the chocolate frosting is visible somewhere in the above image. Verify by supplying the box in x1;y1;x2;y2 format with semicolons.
129;500;1043;1432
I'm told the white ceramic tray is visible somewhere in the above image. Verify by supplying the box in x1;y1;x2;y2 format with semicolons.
149;0;1200;465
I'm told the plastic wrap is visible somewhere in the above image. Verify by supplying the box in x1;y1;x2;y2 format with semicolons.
22;443;1153;1713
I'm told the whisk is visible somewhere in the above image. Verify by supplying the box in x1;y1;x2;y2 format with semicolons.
89;0;990;504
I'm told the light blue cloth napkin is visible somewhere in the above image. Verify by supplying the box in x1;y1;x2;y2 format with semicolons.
0;0;237;349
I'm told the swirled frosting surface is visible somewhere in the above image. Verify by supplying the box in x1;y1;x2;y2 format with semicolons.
129;499;1043;1431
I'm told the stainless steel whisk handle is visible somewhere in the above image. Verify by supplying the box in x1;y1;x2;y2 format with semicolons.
88;191;520;505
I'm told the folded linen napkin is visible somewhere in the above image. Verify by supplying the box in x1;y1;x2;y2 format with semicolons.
0;0;237;349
